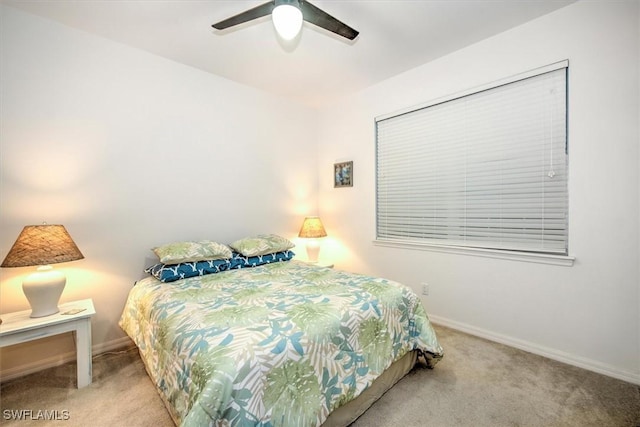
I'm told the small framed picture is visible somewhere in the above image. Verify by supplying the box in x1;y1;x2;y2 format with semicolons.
334;161;353;188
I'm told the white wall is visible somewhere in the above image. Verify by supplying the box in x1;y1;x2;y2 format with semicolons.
318;0;640;384
0;6;318;377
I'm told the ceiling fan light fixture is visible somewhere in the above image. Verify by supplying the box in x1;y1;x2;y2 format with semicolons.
272;1;303;40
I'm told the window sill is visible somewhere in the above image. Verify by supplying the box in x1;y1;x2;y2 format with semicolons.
372;239;575;267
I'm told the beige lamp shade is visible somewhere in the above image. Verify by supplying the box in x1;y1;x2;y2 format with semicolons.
298;216;327;239
1;224;84;268
1;224;84;318
298;217;327;263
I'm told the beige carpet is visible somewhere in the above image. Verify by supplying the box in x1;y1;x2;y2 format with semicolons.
1;325;639;426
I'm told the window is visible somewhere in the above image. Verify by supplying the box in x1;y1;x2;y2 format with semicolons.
375;62;568;256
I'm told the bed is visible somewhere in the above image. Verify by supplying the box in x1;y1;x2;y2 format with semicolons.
120;240;443;426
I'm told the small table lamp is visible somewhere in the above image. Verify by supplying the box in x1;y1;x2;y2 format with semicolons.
1;224;84;318
298;216;327;263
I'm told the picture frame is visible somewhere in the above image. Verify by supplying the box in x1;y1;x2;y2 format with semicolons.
334;161;353;188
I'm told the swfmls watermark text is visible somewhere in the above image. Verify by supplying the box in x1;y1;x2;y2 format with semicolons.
3;409;70;421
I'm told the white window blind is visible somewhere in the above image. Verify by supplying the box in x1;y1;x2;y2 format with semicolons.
376;64;568;255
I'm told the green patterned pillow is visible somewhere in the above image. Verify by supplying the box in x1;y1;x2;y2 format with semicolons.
153;240;232;264
229;234;295;257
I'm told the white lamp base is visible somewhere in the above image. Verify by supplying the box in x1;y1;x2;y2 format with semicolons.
305;239;321;263
22;265;66;318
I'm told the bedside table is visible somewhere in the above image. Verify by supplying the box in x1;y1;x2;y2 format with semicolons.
301;261;334;268
0;299;95;388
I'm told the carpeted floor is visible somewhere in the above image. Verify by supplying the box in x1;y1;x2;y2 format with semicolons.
1;325;639;426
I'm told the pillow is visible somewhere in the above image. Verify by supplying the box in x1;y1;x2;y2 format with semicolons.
153;240;232;264
229;250;295;269
229;234;295;257
145;258;231;283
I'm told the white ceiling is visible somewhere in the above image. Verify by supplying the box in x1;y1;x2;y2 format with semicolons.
2;0;576;108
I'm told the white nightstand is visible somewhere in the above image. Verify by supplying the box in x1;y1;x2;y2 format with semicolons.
301;261;334;269
0;299;95;388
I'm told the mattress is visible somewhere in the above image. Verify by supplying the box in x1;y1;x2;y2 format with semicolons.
120;260;443;426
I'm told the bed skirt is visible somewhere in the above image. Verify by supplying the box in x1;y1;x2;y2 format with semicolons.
322;350;418;426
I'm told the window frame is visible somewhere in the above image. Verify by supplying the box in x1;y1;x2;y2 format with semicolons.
374;61;574;266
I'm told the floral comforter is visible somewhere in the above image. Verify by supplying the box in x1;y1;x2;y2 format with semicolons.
119;260;443;426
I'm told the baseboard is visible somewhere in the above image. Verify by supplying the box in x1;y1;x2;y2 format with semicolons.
93;336;134;354
429;314;640;386
0;336;133;382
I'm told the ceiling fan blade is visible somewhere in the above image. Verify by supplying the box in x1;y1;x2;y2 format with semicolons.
212;1;275;30
299;1;359;40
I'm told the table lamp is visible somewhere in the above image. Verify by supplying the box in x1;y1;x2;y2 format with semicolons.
1;224;84;318
298;216;327;263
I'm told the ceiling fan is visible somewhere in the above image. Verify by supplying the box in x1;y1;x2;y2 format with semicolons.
212;0;359;41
